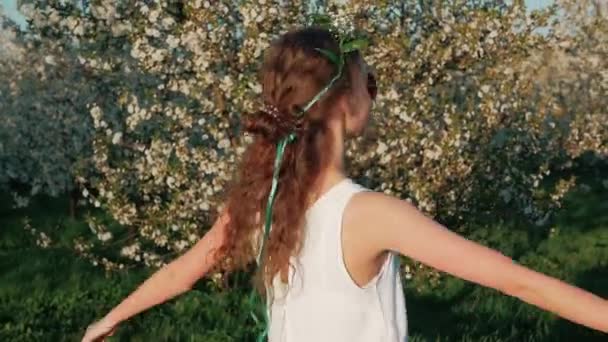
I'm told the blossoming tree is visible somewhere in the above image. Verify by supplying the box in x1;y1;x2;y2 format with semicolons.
2;1;606;282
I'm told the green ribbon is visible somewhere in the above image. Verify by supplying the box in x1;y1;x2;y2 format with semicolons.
251;132;296;342
296;38;346;116
250;56;343;338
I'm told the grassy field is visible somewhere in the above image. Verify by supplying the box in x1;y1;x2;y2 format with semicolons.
1;174;607;341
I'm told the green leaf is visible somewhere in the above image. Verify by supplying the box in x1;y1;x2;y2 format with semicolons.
310;14;332;29
341;38;369;53
314;48;341;66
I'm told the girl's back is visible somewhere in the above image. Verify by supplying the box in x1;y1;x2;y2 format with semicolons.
268;178;407;342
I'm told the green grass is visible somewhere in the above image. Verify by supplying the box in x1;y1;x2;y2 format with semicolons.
1;176;607;341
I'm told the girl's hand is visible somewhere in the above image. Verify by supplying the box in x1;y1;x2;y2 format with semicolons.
81;317;118;342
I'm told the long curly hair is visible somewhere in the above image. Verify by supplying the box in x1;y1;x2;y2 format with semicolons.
216;27;364;294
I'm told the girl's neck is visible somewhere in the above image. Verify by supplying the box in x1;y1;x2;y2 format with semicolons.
309;116;348;203
314;143;348;201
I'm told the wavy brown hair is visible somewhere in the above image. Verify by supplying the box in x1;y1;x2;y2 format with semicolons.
215;27;364;294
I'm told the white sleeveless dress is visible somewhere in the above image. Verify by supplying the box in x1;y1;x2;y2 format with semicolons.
265;178;408;342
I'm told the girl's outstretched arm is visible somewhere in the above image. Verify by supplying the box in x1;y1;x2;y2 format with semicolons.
349;192;608;333
101;210;229;326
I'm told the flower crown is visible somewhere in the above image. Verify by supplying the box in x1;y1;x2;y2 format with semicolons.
297;13;371;116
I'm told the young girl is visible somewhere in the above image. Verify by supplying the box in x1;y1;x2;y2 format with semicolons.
82;27;607;342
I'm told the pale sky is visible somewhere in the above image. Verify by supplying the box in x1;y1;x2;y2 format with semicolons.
2;0;554;29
